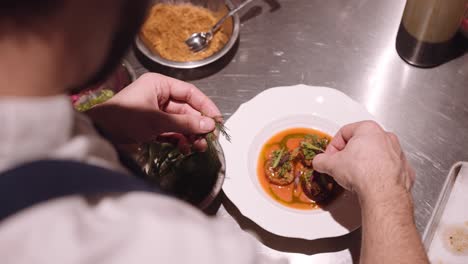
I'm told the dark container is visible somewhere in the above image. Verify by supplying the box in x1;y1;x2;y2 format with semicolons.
396;0;467;68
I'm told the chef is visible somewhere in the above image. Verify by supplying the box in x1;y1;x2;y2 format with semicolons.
0;1;428;263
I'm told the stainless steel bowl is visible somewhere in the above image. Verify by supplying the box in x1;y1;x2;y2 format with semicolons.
135;0;240;69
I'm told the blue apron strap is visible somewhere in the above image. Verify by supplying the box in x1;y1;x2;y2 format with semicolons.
0;160;160;221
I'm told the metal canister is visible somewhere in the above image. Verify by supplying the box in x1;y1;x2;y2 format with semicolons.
396;0;467;67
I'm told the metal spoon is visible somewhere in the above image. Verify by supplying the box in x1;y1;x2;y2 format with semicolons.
185;0;255;52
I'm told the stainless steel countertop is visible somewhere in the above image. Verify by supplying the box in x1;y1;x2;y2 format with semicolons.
127;0;468;262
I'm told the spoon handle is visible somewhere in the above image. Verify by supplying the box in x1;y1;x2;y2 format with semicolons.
211;0;255;33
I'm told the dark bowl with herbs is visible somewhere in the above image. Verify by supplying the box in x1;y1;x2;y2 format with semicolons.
136;121;228;209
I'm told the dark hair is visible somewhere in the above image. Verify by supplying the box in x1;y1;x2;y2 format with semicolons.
0;0;63;25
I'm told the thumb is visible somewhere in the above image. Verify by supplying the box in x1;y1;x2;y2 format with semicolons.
156;112;216;135
312;153;339;176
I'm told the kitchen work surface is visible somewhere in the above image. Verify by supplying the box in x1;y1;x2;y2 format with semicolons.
127;0;468;263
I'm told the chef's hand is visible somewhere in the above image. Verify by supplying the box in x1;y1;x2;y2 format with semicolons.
312;121;415;203
86;73;221;152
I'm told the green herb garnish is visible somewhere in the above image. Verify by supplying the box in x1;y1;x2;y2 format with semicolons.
271;147;285;168
301;169;313;182
300;141;324;152
278;161;292;177
299;134;328;160
214;118;231;142
75;89;114;112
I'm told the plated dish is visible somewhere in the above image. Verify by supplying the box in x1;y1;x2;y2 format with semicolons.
219;85;376;239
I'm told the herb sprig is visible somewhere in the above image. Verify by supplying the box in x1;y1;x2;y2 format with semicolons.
213;117;231;142
271;148;285;168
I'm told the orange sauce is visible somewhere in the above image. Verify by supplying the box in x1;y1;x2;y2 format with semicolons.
257;127;332;210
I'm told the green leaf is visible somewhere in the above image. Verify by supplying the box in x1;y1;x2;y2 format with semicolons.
272;148;285;168
300;141;325;153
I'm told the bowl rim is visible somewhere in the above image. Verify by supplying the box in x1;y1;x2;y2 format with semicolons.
197;138;226;209
135;0;240;69
121;59;137;81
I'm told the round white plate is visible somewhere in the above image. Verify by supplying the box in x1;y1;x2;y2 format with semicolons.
219;85;376;240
